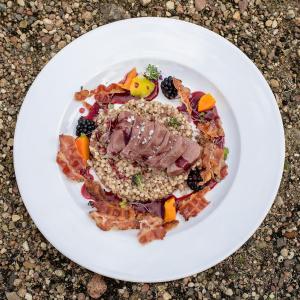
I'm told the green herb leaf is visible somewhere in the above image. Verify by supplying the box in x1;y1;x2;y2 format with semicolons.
132;173;142;187
119;199;127;208
167;117;182;129
224;147;229;160
108;104;114;109
144;64;161;81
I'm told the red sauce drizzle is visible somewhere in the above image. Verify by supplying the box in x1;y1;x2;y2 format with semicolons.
81;184;94;200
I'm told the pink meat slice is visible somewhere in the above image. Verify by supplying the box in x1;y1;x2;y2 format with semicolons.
138;122;168;158
159;136;186;169
107;129;126;155
167;139;202;176
135;120;155;160
121;116;144;159
147;133;173;168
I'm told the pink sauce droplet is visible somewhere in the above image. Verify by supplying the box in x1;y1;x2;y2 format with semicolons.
79;107;85;114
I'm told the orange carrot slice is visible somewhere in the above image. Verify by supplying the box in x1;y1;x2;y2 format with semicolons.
164;197;177;222
118;68;138;90
198;93;216;112
75;134;90;165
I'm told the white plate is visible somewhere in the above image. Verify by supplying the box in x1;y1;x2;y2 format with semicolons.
14;18;284;282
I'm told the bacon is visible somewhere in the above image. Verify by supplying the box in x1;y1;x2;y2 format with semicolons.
198;118;224;138
173;78;192;115
178;187;210;220
138;215;167;244
87;181;178;243
56;135;85;181
163;220;179;232
85;180;107;201
94;83;126;95
90;200;139;231
201;142;227;182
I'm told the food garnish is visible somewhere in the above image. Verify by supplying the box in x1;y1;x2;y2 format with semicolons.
144;64;161;81
172;78;192;114
74;89;89;101
119;199;128;208
197;93;216;112
161;76;178;99
164;197;177;222
75;134;90;165
224;147;229;160
129;75;155;98
167;116;181;129
76;116;96;137
132;173;143;187
187;167;204;191
118;68;137;90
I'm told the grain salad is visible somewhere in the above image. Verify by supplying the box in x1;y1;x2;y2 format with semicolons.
89;99;196;202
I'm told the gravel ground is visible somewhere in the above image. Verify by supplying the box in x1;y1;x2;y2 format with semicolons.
0;0;299;299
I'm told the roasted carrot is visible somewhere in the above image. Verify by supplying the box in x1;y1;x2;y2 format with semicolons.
75;134;90;165
198;93;216;112
118;68;138;90
164;197;177;222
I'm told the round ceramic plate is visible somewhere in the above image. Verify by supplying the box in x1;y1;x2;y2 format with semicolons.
14;18;284;282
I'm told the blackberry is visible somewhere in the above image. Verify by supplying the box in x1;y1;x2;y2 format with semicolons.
76;117;96;137
187;167;204;191
161;76;178;99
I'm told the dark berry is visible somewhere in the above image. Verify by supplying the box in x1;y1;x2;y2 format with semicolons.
187;167;204;191
76;116;96;137
161;76;178;99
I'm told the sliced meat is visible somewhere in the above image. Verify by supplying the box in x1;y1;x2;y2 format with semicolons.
167;139;202;176
106;129;126;155
146;132;172;167
121;116;145;160
138;122;168;158
159;136;186;169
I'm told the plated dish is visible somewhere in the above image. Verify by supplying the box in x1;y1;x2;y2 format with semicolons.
14;18;284;282
56;65;229;244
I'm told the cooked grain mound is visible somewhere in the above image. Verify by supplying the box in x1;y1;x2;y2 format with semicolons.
90;99;198;202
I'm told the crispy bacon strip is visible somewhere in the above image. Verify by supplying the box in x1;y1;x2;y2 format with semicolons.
163;220;179;232
173;78;192;115
198;119;224;138
90;200;139;231
87;181;178;243
56;135;85;181
201;142;227;182
138;215;167;244
178;187;210;221
85;180;107;201
94;83;126;95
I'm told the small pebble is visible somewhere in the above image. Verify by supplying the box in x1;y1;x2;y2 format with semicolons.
87;274;107;299
12;214;21;222
280;248;288;257
166;1;175;11
140;0;151;6
22;241;29;252
265;20;273;27
17;0;25;6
